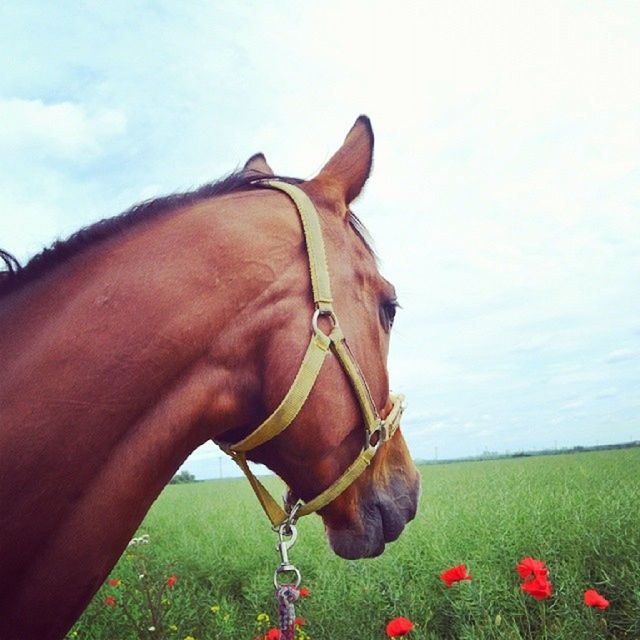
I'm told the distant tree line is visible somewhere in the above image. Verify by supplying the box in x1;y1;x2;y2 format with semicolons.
169;469;197;484
416;440;640;466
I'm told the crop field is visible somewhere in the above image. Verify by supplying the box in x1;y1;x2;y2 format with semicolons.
68;448;640;639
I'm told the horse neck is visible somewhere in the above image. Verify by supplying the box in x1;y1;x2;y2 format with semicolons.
0;191;298;637
0;192;290;438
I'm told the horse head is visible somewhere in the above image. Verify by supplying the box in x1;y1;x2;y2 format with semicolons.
216;117;421;558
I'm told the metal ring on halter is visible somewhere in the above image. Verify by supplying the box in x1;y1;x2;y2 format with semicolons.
284;502;302;529
311;308;338;336
366;421;387;452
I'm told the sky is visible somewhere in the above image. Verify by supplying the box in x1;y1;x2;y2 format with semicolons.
1;1;638;477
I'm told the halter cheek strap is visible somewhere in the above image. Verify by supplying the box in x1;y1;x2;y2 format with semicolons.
215;179;405;527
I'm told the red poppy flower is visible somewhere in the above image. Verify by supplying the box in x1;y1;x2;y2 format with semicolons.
584;589;609;609
104;595;117;607
266;629;281;640
516;557;548;580
440;564;472;587
386;616;414;637
521;575;553;600
294;617;305;626
107;578;121;587
299;587;310;598
166;574;177;588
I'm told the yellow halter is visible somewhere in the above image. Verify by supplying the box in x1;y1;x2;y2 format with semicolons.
216;179;405;527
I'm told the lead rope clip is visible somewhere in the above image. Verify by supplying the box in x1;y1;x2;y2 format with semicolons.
273;514;301;640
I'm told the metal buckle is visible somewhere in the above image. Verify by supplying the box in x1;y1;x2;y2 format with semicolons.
378;420;390;442
367;394;406;450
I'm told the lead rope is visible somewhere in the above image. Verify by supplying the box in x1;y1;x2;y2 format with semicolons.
273;505;302;640
276;584;299;640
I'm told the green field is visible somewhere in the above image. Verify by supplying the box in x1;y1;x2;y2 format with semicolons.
68;448;640;639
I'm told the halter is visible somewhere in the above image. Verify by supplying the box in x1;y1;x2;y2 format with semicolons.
216;179;405;528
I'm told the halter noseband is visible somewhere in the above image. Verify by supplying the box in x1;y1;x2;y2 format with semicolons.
216;179;405;527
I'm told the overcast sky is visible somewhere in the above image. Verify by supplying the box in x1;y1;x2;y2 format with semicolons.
1;1;638;477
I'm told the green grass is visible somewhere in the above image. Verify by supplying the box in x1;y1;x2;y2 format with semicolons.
68;448;640;639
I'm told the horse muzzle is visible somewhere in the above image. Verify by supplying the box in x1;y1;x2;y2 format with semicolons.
325;468;421;559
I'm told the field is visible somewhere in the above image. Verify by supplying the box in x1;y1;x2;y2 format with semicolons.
68;448;640;639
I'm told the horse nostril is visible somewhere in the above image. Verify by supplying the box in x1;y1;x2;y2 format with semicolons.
377;499;405;543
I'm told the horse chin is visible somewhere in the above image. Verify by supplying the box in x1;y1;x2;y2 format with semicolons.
324;478;421;560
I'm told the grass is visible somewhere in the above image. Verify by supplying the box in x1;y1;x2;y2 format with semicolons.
68;448;640;639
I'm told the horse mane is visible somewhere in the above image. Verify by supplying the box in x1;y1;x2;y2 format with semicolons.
0;170;374;300
0;172;293;299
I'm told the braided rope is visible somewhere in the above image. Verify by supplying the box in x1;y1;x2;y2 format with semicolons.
276;584;299;640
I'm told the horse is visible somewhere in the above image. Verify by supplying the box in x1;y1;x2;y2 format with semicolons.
0;116;421;640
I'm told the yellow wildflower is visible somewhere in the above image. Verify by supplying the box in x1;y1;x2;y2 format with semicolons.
257;613;270;623
210;604;220;614
169;624;178;632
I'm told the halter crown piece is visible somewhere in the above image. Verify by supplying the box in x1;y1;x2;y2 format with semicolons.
215;179;405;528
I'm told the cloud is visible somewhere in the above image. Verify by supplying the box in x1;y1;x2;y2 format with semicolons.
561;400;585;411
0;98;126;159
605;348;640;364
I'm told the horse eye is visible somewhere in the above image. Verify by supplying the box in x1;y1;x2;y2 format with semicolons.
379;301;398;332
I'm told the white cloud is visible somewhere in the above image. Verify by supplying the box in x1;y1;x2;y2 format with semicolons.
605;348;640;364
561;400;585;411
0;98;126;159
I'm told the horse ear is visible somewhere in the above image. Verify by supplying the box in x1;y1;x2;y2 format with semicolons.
312;115;374;205
242;153;274;176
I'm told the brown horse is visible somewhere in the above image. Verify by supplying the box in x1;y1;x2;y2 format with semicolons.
0;117;420;640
